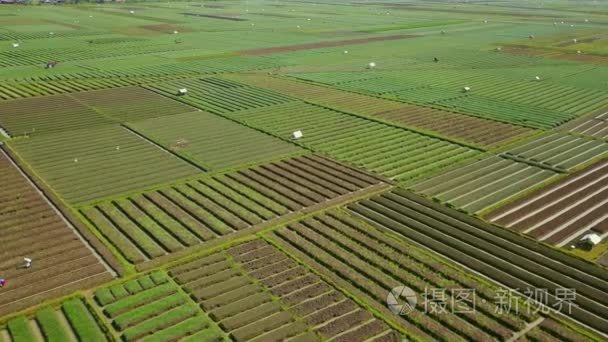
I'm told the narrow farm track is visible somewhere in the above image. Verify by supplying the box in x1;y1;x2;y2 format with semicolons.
349;189;608;335
0;149;114;317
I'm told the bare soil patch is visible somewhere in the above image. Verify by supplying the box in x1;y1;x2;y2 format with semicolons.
240;34;416;56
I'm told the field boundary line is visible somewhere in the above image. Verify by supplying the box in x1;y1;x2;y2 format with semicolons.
137;182;392;272
507;317;544;342
0;146;118;278
121;124;207;172
347;208;608;338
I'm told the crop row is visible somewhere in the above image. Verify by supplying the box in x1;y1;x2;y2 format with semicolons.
0;150;113;317
349;188;608;334
222;101;481;182
0;43;194;67
0;86;194;137
93;271;226;341
70;86;196;122
233;74;536;148
0;93;109;136
566;110;608;141
501;133;608;172
291;67;608;129
1;298;108;342
169;240;399;341
0;30;105;41
147;77;296;114
79;154;381;264
128;110;304;171
271;210;535;341
9;124;202;204
410;156;557;214
487;160;608;246
229;74;404;115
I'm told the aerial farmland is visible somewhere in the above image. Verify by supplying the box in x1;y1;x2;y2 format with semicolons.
0;0;607;341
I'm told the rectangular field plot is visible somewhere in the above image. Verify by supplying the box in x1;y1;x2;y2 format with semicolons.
229;74;405;115
0;298;108;342
0;150;113;317
79;154;384;264
348;189;608;335
501;133;608;172
147;77;296;114
408;156;558;214
224;102;482;183
169;240;400;341
71;86;196;122
129;111;305;171
271;210;536;341
231;74;534;147
487;160;608;247
0;94;111;137
93;271;227;341
299;69;608;130
565;110;608;141
9;125;202;204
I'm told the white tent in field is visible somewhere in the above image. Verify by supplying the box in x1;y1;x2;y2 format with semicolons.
292;130;303;140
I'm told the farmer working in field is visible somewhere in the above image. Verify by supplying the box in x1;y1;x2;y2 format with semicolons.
0;278;6;287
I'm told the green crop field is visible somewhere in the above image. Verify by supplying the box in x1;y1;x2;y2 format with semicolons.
1;0;608;340
128;110;305;170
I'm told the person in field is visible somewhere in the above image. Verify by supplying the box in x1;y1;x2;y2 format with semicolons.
23;258;32;269
0;278;6;287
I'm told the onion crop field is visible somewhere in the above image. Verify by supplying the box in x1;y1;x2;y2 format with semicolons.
409;156;558;214
169;240;399;341
564;110;608;141
128;110;305;171
0;86;195;137
501;133;608;172
223;102;482;182
93;271;227;341
9;125;202;204
147;77;296;114
0;298;108;342
487;160;608;247
0;148;114;317
349;189;608;335
3;0;608;339
79;154;384;265
270;211;535;341
232;74;535;148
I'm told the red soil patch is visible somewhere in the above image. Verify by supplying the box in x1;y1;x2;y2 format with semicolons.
239;34;417;56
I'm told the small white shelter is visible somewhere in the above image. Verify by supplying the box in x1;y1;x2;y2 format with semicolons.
177;88;188;96
463;86;471;92
292;130;303;140
580;233;601;247
12;43;19;48
535;76;541;81
367;62;376;69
